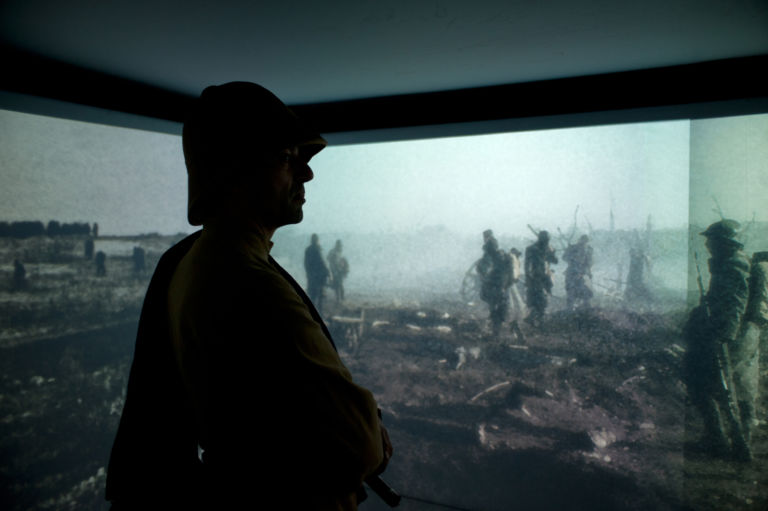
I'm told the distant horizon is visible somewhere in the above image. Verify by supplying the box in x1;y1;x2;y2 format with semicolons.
0;220;720;239
2;109;766;239
2;210;764;238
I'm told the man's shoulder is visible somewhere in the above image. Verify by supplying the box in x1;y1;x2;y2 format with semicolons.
716;252;751;276
147;231;203;291
158;231;203;264
234;257;292;288
203;259;306;317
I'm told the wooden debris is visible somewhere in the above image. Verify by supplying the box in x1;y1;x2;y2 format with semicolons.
469;381;511;403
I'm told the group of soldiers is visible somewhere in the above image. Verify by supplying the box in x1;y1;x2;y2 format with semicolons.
476;219;766;462
304;234;349;313
476;228;595;340
476;225;661;332
683;219;767;462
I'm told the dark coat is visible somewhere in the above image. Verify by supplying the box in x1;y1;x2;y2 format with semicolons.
106;232;203;508
107;230;379;509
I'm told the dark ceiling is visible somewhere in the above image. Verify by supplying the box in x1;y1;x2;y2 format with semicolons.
2;0;768;134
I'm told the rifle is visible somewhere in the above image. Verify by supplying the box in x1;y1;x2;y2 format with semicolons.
693;252;751;459
366;475;401;507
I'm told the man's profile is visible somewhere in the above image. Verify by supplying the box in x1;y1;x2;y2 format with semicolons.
106;82;391;510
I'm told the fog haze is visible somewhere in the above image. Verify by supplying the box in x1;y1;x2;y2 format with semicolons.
2;109;692;238
3;108;766;299
299;121;690;238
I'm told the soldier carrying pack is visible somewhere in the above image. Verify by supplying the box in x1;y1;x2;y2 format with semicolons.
684;220;765;462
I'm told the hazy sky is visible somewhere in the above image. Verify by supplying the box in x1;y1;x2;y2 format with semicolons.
299;121;690;238
0;109;189;235
689;113;768;228
1;108;697;237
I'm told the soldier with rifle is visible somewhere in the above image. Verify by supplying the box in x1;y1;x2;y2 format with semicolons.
731;249;768;453
624;240;651;305
477;230;513;337
563;234;594;310
524;229;558;328
683;220;752;461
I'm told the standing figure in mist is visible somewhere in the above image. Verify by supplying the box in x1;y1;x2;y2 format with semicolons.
563;234;594;310
740;251;768;452
95;250;107;277
524;230;558;328
84;238;95;260
624;243;651;304
12;259;27;291
106;82;391;510
508;248;526;343
328;239;349;303
477;230;512;337
132;246;146;274
683;220;755;461
305;233;330;313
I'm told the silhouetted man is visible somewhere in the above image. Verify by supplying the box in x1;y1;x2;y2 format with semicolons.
524;230;558;327
683;220;754;461
132;246;146;274
625;237;651;305
477;229;512;337
84;238;95;260
508;248;526;343
95;250;107;276
106;82;391;510
12;259;26;291
563;234;593;309
328;239;349;303
305;233;330;312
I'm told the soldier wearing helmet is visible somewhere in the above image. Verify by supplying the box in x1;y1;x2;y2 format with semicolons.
524;230;558;328
477;229;512;337
684;219;753;461
563;234;594;310
736;250;768;454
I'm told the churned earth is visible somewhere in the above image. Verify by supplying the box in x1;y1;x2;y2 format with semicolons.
331;299;768;511
0;235;765;510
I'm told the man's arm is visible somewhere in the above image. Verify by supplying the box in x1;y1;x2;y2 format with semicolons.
212;268;385;494
707;260;749;341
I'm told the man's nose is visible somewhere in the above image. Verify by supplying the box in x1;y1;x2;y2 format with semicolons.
297;162;314;183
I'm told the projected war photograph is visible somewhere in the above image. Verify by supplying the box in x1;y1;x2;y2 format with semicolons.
1;108;767;510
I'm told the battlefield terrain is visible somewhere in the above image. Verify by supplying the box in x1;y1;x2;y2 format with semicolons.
1;230;767;511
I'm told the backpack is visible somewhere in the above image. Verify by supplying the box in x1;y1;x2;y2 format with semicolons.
745;251;768;326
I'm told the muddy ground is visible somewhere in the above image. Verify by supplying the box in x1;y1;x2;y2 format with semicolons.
0;244;766;509
327;297;768;511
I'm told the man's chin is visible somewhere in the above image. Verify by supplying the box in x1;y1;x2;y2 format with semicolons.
270;206;304;229
285;209;304;225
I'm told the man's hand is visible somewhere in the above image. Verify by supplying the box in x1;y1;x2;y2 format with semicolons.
374;422;393;476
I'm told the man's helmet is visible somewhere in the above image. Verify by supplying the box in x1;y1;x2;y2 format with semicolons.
700;219;740;240
183;82;327;226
